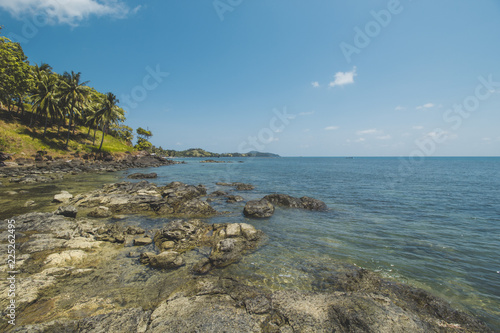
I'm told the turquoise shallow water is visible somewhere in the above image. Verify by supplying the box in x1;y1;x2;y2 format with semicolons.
124;156;500;330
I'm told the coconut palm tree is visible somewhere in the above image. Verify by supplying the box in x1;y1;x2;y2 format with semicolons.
31;72;60;137
95;92;125;151
59;71;89;149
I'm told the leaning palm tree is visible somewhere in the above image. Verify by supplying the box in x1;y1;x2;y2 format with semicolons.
59;71;89;149
95;92;125;151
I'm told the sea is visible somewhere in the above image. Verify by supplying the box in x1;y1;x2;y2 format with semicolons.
2;156;499;330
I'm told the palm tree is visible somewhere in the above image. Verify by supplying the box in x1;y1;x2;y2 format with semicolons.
95;92;124;151
59;71;89;149
31;73;60;137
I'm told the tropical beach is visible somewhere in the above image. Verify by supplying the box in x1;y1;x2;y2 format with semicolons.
1;1;500;332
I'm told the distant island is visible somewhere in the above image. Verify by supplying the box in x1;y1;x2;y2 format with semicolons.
152;147;280;158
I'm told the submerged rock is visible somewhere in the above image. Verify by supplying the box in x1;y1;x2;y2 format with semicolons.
243;199;275;218
216;182;255;190
127;172;158;179
226;195;244;203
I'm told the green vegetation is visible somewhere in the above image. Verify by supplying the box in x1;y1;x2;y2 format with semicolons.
0;27;131;156
134;127;153;151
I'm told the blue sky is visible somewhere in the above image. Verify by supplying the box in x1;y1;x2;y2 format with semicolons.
1;0;499;156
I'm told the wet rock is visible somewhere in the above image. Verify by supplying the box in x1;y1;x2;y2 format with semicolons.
88;206;112;218
134;237;153;246
209;190;227;197
264;193;328;211
235;183;255;191
226;195;244;203
126;226;146;235
95;224;126;243
243;199;274;218
53;190;73;203
216;182;255;190
127;172;158;179
54;205;78;218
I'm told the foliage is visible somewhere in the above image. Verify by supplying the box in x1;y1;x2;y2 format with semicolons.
0;27;135;154
0;35;33;112
136;127;152;139
110;124;134;145
135;137;152;151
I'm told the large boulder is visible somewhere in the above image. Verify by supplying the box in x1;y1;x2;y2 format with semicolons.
243;199;274;218
70;181;216;218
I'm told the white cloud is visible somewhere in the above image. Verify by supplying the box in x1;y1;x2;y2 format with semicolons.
0;0;138;26
329;67;357;88
299;144;310;148
413;126;424;130
325;126;339;131
311;81;320;88
416;103;435;110
395;106;406;111
356;128;380;136
354;138;365;143
377;135;392;140
299;111;315;116
175;142;182;146
303;128;310;133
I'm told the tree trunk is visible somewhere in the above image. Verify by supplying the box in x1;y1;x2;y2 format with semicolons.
98;124;105;151
43;113;48;137
93;126;97;145
65;102;75;149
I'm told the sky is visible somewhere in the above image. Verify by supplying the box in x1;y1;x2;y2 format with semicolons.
1;0;499;156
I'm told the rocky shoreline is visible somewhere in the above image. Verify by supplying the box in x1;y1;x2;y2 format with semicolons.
0;152;181;185
0;175;494;331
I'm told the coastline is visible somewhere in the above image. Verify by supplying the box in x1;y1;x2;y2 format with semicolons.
0;158;495;332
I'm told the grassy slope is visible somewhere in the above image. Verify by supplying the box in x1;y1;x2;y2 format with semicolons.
0;109;134;158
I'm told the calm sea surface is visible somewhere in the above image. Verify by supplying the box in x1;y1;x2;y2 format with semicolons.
2;157;499;329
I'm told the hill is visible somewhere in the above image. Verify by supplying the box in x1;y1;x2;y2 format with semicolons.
0;109;133;159
151;147;280;158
